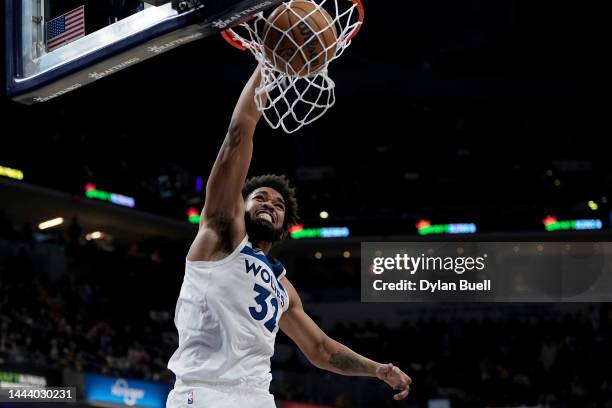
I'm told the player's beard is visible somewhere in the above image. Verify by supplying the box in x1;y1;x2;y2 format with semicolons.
245;212;284;244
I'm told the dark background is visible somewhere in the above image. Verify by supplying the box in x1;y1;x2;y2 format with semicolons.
2;0;608;235
1;1;611;407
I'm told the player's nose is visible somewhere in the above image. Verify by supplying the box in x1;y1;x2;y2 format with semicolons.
260;201;274;212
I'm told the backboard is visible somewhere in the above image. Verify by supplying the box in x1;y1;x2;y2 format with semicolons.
5;0;282;104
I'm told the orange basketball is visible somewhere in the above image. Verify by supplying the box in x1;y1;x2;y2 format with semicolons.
263;1;337;77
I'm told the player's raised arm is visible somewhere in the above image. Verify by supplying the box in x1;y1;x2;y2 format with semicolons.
279;277;412;401
187;66;263;261
204;65;263;220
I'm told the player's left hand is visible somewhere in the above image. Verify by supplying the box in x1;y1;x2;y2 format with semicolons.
376;363;412;400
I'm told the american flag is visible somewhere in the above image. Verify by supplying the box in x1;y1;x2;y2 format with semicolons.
46;5;85;52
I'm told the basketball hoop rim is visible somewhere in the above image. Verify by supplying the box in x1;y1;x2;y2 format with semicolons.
221;0;364;51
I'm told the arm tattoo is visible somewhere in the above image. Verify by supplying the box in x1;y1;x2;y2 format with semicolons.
329;352;368;374
226;121;244;148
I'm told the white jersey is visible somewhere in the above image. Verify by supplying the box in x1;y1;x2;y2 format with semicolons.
168;235;289;389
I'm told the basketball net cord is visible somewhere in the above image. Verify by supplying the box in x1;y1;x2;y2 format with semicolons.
223;0;363;133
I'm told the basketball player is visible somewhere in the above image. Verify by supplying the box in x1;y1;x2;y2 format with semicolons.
166;65;411;408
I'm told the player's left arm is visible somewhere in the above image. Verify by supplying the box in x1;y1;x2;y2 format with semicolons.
278;277;411;401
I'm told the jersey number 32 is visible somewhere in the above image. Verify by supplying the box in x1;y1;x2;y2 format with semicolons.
249;283;280;333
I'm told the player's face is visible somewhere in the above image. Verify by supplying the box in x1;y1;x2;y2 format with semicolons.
245;187;286;231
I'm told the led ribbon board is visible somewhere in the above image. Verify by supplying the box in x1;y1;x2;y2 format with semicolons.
543;216;602;231
416;219;477;236
187;207;201;224
289;224;350;239
85;183;135;208
0;165;24;180
0;371;46;388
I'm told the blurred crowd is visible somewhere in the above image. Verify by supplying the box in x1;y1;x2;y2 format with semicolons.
1;210;612;407
0;209;178;382
273;306;612;407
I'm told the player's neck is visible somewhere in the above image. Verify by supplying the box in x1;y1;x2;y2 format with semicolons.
253;241;272;254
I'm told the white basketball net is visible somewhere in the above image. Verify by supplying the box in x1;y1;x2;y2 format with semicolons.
224;0;363;133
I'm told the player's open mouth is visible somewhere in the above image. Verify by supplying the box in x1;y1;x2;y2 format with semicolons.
256;211;274;223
